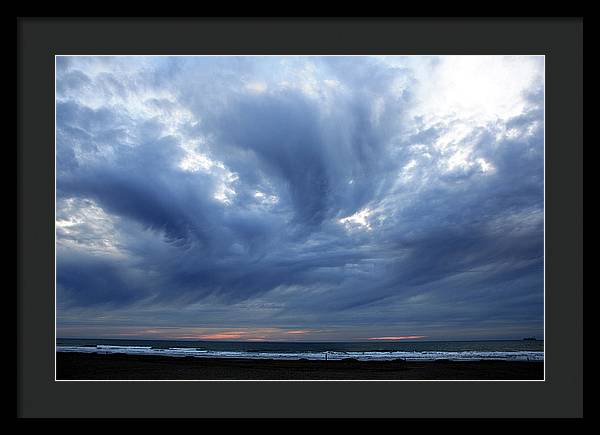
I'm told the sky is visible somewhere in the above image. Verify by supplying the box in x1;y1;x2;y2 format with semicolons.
56;55;544;342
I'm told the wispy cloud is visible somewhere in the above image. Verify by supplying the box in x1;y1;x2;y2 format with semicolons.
56;56;544;341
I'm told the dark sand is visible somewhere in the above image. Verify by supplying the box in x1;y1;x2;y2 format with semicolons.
57;352;543;380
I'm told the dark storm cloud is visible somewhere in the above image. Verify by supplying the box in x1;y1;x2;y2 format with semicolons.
56;56;544;340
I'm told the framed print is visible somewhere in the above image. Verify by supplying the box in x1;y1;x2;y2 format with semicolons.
17;17;583;418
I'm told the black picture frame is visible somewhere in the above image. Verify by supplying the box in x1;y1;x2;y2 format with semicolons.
17;17;583;418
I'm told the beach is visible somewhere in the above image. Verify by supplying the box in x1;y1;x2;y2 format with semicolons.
56;352;544;380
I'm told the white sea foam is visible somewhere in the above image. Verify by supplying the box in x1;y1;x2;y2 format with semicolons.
57;345;544;361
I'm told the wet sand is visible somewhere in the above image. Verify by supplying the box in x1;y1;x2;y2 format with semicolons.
57;352;543;380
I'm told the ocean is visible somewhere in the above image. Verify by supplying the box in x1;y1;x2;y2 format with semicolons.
57;338;544;361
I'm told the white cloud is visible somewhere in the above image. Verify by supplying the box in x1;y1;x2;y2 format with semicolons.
339;208;373;231
56;198;125;257
411;56;543;126
245;81;268;93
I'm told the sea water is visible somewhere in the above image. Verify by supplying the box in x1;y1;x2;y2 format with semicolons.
56;338;544;361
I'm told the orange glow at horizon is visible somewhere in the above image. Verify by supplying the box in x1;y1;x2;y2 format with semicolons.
60;325;430;342
195;332;247;340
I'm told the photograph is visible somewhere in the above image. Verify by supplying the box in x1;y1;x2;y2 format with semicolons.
54;54;546;381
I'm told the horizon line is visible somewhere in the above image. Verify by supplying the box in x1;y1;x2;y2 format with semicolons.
56;336;543;343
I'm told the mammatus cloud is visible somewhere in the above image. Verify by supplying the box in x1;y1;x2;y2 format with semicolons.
56;56;544;341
